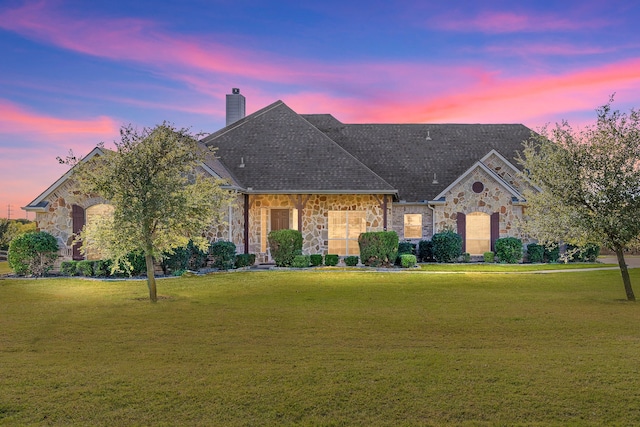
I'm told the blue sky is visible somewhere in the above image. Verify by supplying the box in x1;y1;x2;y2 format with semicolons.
1;0;640;218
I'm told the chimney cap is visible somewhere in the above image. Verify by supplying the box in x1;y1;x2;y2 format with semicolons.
232;88;240;94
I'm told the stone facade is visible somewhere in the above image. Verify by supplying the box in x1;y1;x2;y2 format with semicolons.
432;166;526;240
247;194;389;262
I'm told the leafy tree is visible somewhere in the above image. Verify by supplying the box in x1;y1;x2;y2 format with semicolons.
62;123;234;302
519;98;640;301
0;219;36;250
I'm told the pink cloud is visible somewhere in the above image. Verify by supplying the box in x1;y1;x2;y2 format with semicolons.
0;99;119;142
433;11;609;33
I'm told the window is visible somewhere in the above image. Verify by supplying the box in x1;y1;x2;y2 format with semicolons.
85;204;114;260
404;214;422;239
328;211;366;256
466;212;490;255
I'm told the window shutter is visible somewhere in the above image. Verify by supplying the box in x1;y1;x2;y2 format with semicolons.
71;205;85;260
491;212;500;252
456;212;466;253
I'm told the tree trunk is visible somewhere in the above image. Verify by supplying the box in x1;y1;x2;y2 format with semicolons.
615;246;635;301
145;252;157;303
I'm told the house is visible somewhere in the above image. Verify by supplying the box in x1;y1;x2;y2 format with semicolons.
24;89;536;263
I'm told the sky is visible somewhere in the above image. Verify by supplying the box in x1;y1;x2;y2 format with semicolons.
1;0;640;219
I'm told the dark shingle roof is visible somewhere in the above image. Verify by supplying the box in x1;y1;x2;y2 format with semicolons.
200;100;531;201
302;114;531;201
201;101;396;194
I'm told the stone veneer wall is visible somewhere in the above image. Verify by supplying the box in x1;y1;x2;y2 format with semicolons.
248;194;389;262
36;177;243;262
34;178;109;262
433;166;525;240
389;204;433;242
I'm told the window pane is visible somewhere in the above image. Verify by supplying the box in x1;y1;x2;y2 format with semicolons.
328;211;346;239
346;239;360;256
466;212;490;255
348;212;366;239
328;239;347;256
404;214;422;239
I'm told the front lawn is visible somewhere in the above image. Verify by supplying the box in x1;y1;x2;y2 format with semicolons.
1;270;639;425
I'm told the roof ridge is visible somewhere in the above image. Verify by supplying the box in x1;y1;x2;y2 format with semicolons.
202;100;285;143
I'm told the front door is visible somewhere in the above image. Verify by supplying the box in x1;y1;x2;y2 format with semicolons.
270;209;290;231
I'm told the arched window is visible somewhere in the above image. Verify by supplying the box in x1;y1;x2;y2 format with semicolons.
466;212;491;255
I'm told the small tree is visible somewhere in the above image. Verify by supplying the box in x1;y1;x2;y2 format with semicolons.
519;97;640;300
8;231;59;277
61;123;234;302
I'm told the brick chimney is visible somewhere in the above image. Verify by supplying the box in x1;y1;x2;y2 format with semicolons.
226;88;246;126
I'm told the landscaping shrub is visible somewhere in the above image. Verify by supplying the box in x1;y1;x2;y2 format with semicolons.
8;231;59;277
309;254;323;267
398;241;415;255
358;231;399;267
461;252;471;263
60;260;78;276
325;254;339;266
344;256;359;266
93;259;112;277
209;240;237;270
431;230;463;263
234;253;256;268
526;243;545;263
76;260;94;276
291;255;310;268
418;240;434;262
544;244;560;263
400;254;417;268
118;251;147;276
483;251;495;263
567;243;601;262
162;240;210;273
495;237;523;264
268;229;303;267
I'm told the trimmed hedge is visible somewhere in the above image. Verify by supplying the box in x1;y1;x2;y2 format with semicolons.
292;255;310;268
495;237;523;264
76;260;94;276
400;254;417;268
61;260;78;276
344;256;359;266
268;229;303;267
309;254;323;267
431;230;463;263
325;254;339;266
358;231;399;267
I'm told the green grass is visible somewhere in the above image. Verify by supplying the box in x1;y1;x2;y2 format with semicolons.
2;270;640;426
0;261;11;275
419;262;615;272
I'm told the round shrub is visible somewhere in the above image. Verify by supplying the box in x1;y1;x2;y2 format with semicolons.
495;237;523;264
291;254;310;268
209;240;237;270
400;254;417;268
483;251;495;263
268;229;303;267
344;255;359;266
431;230;463;263
60;260;78;276
325;254;339;266
526;243;545;263
8;231;59;277
309;254;323;266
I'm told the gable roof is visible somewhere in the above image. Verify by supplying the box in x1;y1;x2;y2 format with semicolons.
302;114;532;202
201;101;397;195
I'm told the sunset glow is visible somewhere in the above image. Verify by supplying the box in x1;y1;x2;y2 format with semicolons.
1;0;639;217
